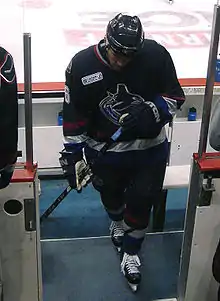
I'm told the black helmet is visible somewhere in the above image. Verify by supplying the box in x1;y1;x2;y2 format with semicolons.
105;13;144;56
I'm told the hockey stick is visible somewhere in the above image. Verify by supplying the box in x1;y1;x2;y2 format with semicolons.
40;127;122;223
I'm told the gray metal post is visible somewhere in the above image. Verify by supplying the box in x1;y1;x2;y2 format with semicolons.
178;4;220;300
23;33;34;170
198;4;220;157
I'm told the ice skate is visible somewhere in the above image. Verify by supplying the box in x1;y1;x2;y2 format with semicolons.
109;221;124;252
121;252;141;292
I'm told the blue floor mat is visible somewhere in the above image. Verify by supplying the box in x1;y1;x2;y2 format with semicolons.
39;179;188;239
42;232;182;301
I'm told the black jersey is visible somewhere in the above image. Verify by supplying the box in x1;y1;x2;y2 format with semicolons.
209;98;220;151
0;46;18;169
63;39;185;153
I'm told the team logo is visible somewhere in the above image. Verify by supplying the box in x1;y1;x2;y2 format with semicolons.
99;84;145;125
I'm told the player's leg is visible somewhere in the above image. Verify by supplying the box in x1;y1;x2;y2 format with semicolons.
91;160;129;251
121;159;167;291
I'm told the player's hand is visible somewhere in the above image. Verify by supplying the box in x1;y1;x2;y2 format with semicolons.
59;150;92;192
118;102;146;130
75;159;92;191
119;101;163;138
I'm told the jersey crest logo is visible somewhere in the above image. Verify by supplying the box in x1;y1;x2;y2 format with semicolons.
81;72;103;86
99;84;145;125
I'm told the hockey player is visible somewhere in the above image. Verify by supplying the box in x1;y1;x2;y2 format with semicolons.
60;13;185;291
209;98;220;151
209;99;220;300
212;238;220;301
0;46;18;189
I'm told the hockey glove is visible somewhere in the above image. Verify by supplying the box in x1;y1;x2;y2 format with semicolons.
0;164;15;189
59;147;92;192
119;101;163;138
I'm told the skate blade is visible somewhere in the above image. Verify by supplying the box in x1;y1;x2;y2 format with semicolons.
128;282;138;292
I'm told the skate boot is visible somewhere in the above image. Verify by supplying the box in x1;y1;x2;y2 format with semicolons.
109;221;124;252
121;252;141;292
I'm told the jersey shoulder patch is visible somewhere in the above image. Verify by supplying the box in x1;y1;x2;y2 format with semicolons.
81;72;103;86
